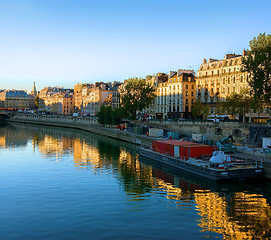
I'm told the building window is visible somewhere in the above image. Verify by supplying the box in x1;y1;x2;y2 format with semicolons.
185;99;188;104
186;91;188;96
191;92;194;96
186;85;188;89
191;99;194;104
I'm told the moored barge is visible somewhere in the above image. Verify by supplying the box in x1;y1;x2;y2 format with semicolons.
139;139;264;182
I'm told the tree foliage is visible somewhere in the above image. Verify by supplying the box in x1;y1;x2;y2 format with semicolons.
111;108;127;125
191;100;210;119
97;105;106;124
221;88;257;121
120;77;156;119
35;94;39;109
104;106;112;125
98;105;127;125
242;33;271;106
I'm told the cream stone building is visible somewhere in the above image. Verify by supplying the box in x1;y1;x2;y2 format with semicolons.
73;82;121;116
196;52;249;110
155;70;196;120
144;73;167;119
39;87;74;115
74;83;93;111
0;90;35;109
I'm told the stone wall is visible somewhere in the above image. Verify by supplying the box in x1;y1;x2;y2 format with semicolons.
9;114;153;147
147;120;271;143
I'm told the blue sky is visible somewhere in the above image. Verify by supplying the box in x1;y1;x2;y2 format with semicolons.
0;0;270;92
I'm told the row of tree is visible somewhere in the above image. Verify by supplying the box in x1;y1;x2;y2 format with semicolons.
191;88;260;120
97;106;127;125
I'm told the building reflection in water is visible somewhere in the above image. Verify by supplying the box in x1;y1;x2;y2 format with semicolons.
0;125;30;149
1;122;271;239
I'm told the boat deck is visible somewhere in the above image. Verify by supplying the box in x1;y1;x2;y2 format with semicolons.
139;147;264;182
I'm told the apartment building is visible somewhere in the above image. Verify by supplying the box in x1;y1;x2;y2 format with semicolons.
196;52;249;110
73;82;121;116
144;73;168;119
0;90;35;109
156;70;196;120
111;81;123;109
39;87;74;115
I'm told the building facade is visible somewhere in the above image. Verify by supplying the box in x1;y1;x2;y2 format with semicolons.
155;70;196;120
196;52;250;111
73;82;121;116
0;90;35;109
39;87;74;115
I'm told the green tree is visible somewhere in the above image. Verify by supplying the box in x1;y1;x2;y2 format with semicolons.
191;100;210;119
120;77;156;120
191;100;204;118
104;106;112;125
242;33;271;106
97;105;106;125
222;93;240;116
202;104;210;119
221;88;257;122
111;108;127;125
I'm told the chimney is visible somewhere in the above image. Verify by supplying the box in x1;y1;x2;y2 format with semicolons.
177;69;195;76
203;59;207;64
209;58;218;63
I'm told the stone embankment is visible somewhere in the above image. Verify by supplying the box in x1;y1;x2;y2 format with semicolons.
137;119;271;144
9;114;154;147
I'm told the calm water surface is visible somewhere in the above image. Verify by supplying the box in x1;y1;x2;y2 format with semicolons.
0;122;271;240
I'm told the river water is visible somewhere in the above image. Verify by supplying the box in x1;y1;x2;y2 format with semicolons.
0;122;271;240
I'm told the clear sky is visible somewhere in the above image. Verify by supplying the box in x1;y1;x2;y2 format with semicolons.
0;0;270;93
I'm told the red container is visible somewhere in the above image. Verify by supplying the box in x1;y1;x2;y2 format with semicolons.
152;140;214;159
152;141;156;151
181;145;213;159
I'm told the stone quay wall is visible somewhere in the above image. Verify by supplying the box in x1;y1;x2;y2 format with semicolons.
8;114;153;147
147;120;271;143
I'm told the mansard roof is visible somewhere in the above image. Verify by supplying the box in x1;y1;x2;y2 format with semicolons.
5;90;29;98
